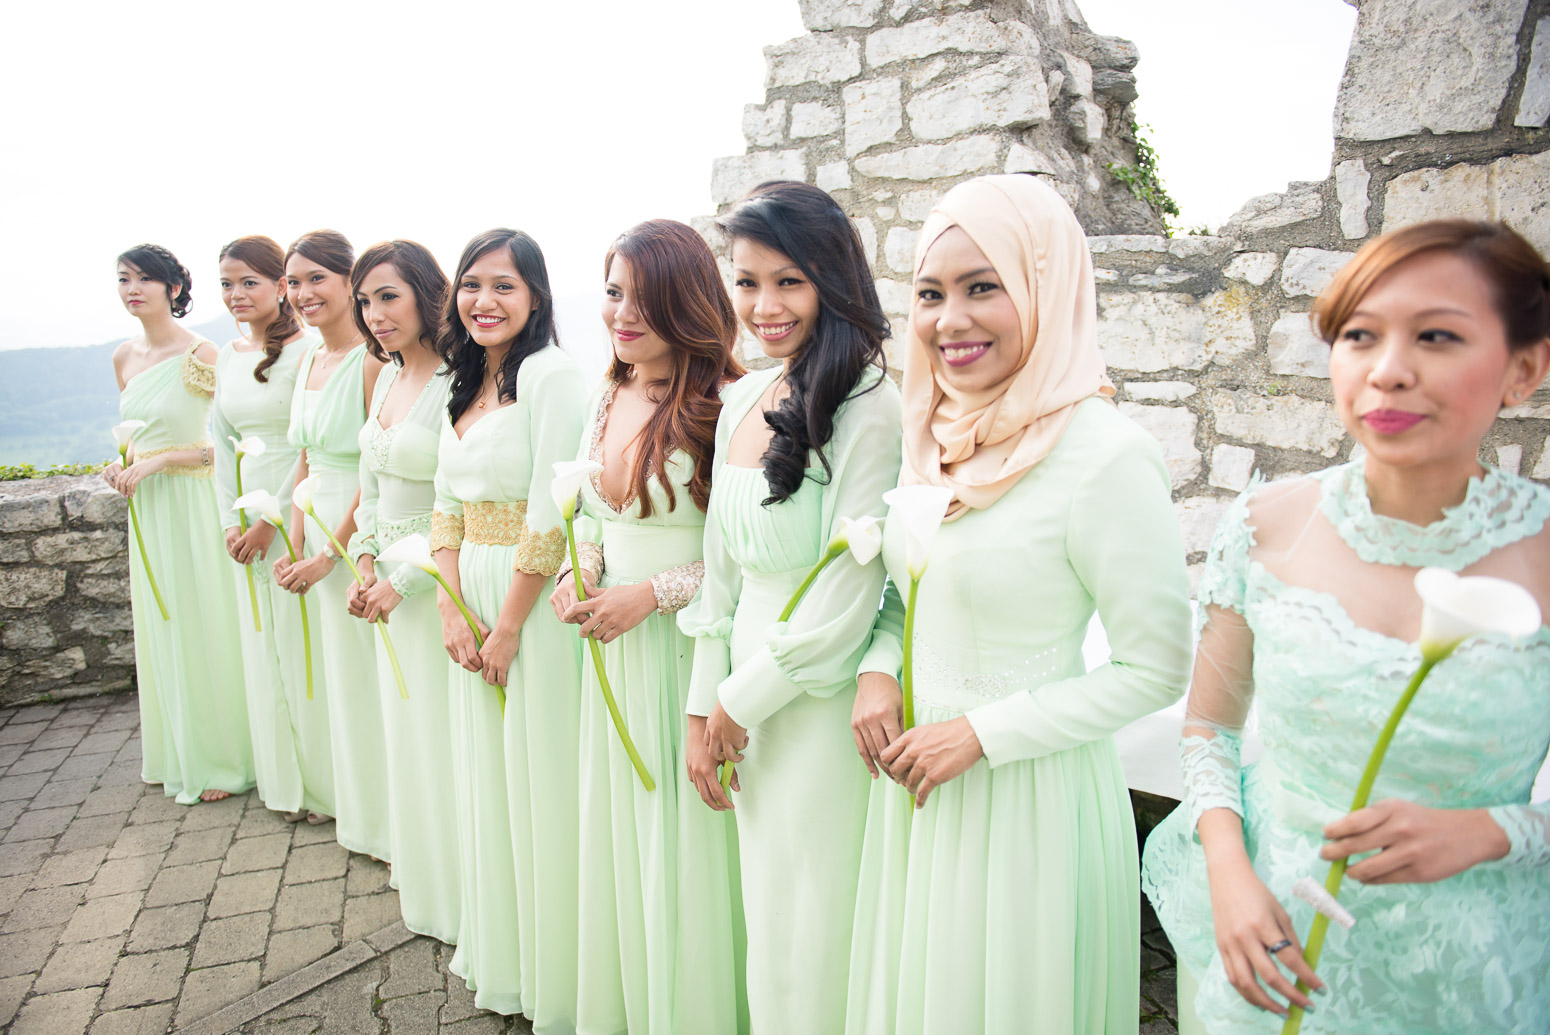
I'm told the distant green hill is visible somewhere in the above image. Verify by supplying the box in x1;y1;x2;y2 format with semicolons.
0;316;240;466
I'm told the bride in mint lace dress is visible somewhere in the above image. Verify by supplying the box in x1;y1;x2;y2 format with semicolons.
1141;220;1550;1034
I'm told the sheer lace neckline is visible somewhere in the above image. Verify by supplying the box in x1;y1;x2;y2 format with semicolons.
1315;461;1549;569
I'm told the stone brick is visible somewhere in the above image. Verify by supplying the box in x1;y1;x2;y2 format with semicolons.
815;160;851;191
1518;16;1550;127
284;841;351;885
76;782;144;820
382;990;444;1034
164;827;236;868
0;567;66;608
0;973;27;1027
711;149;807;205
1335;0;1527;140
342;890;402;941
1004;143;1057;175
1495;443;1523;477
54;810;127;851
34;933;124;992
790;101;841;139
87;1002;175;1035
1221;183;1322;236
0;721;50;746
79;575;132;604
177;791;246;831
884;227;919;274
87;854;160;900
1209;445;1258;492
3;884;85;932
220;831;290;875
29;846;107;889
1119;403;1202;485
263;924;340;984
20;646;88;683
62;482;126;524
274;878;345;931
345;855;391;898
61;889;142;942
906;58;1050;141
31;531;123;564
1492;150;1550;256
192;911;270;967
1;618;58;651
143;860;222;909
8;746;71;775
1267;313;1331;378
1335;159;1371;239
4;804;76;843
0;494;62;534
865;11;1013;66
100;947;187;1010
0;839;50;878
1066;98;1106;143
234;805;292;841
1124;381;1197;403
1210;389;1348;457
379;936;442;999
1382;163;1492;230
842;77;902;156
1174;496;1233;556
1279;248;1354;298
10;987;102;1035
206;867;283;919
176;959;261;1026
853;136;999;180
798;0;887;30
764;34;861;88
127;902;204;953
741;100;786;148
106;821;177;860
1096;291;1255;373
1534;437;1550;479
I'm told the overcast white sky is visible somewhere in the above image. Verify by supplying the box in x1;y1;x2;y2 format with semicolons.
0;0;1355;354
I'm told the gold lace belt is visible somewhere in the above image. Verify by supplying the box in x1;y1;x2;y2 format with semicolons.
137;442;213;479
464;500;530;545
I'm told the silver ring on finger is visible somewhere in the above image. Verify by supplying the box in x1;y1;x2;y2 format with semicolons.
1264;938;1293;954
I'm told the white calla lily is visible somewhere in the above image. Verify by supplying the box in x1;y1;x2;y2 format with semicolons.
233;490;286;528
229;434;268;460
552;459;604;521
292;474;319;515
376;533;438;576
834;515;883;566
1414;567;1541;663
112;420;147;458
883;485;954;580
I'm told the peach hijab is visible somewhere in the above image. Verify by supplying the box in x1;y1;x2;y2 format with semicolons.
901;174;1112;519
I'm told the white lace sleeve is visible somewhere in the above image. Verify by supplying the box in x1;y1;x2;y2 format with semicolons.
1182;731;1245;829
1487;804;1550;869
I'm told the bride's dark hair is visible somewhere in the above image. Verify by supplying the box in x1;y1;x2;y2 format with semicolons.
717;181;889;505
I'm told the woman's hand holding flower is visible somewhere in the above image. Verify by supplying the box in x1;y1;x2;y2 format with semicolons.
116;453;167;498
852;672;904;779
686;714;737;811
478;621;520;688
705;703;748;771
276;552;334;595
563;581;655;644
228;522;276;565
1321;799;1510;885
361;577;403;624
880;715;983;807
549;569;597;623
439;590;486;673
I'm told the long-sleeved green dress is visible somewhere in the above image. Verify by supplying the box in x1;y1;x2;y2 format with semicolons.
570;378;747;1035
846;397;1192;1035
349;362;459;943
679;364;901;1033
120;340;255;803
213;337;333;818
431;343;586;1026
288;341;389;858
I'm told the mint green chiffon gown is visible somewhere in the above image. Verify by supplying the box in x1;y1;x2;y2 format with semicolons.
289;341;389;858
571;378;747;1035
1141;462;1550;1034
350;362;459;943
120;340;255;803
431;344;586;1026
679;364;901;1033
846;397;1193;1035
213;338;334;817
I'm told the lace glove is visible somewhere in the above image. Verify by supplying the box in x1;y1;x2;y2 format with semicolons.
1486;803;1550;869
1182;730;1245;837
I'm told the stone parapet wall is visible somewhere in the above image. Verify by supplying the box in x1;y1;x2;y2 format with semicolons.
0;475;133;706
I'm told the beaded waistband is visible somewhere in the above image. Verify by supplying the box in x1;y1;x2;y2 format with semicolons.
138;442;213;479
379;513;433;549
464;500;530;545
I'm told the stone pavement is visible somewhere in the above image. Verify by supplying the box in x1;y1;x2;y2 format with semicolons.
0;693;1177;1034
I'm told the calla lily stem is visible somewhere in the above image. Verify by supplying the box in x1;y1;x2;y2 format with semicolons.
566;516;654;791
233;463;261;632
126;497;169;622
1282;656;1437;1035
304;515;408;700
427;570;501;714
275;524;316;701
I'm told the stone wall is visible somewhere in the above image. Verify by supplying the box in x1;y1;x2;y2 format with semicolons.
0;475;133;706
707;0;1550;575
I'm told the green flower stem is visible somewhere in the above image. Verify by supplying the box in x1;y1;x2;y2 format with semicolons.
126;497;169;621
276;520;314;701
901;576;920;730
567;516;655;792
427;570;501;714
234;462;261;632
305;512;408;700
1281;656;1439;1035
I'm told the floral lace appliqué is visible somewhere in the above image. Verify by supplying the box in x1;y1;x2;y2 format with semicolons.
650;560;704;615
515;521;566;577
138;442;213;478
1317;461;1550;570
430;510;464;551
181;346;216;398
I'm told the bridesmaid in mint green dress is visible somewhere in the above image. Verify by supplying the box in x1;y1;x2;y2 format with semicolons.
1142;220;1550;1033
274;230;390;858
212;234;334;822
430;229;586;1025
680;183;900;1033
843;176;1192;1035
344;240;460;944
551;221;746;1035
107;243;254;804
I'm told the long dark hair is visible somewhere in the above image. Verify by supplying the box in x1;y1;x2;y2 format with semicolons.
219;235;300;383
718;181;889;504
117;244;192;319
604;220;745;516
442;229;559;425
350;240;450;364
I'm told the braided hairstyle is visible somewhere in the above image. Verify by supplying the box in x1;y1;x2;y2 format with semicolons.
219;235;300;383
117;244;193;318
717;181;889;504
